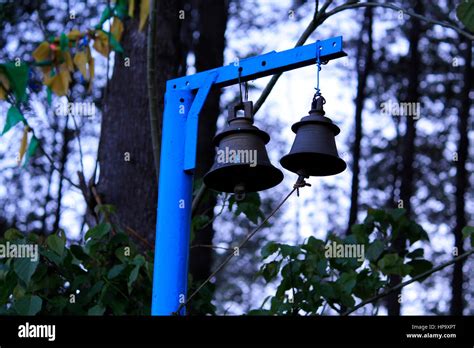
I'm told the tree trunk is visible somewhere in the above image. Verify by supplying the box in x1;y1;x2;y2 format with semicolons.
387;0;423;316
189;0;229;284
96;1;184;246
53;118;72;233
450;39;472;315
347;7;373;234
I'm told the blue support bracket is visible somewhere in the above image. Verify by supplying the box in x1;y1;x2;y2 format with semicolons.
184;72;219;172
152;36;346;315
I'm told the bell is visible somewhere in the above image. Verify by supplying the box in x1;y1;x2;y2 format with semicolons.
204;101;284;194
280;94;346;177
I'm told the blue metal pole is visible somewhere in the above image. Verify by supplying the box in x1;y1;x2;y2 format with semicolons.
152;89;194;315
152;36;346;315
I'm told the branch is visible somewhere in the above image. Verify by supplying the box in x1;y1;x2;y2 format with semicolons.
147;0;161;181
254;0;473;116
191;183;208;216
253;0;333;115
321;2;474;41
343;248;474;316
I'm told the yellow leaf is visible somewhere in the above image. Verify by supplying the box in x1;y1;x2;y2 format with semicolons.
129;0;135;17
45;68;70;96
73;51;88;80
88;57;95;92
18;126;30;166
67;29;83;41
0;73;10;100
32;42;51;62
64;51;74;72
111;17;124;42
93;31;110;57
139;0;149;31
40;66;53;83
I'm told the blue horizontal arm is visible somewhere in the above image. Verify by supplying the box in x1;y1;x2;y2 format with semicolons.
167;36;346;91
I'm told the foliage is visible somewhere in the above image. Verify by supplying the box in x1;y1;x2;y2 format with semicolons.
457;0;474;32
249;208;435;315
0;211;153;315
0;0;150;167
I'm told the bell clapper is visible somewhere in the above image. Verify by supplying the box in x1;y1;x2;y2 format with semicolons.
234;183;246;201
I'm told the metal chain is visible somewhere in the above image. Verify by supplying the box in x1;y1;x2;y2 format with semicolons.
315;42;322;96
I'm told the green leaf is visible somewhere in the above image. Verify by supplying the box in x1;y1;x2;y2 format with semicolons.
47;86;52;105
47;234;65;256
407;259;433;279
115;247;129;263
0;62;29;102
4;228;24;241
13;284;25;299
279;244;301;258
303;236;325;254
70;244;89;261
261;261;280;282
367;208;386;222
59;33;69;51
14;257;39;285
102;30;124;53
261;242;279;259
337;272;357;294
108;264;126;279
350;224;370;245
98;6;113;27
340;293;355;308
457;0;474;32
407;222;429;244
315;282;336;300
377;253;412;276
462;226;474;247
2;106;25;135
94;204;117;216
40;248;63;266
229;192;263;224
366;240;385;262
128;264;140;294
388;208;406;222
85;223;111;240
88;304;106;316
15;295;42;315
406;248;424;259
115;0;129;19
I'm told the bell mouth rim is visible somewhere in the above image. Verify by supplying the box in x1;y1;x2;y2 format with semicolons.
203;164;284;193
280;152;346;177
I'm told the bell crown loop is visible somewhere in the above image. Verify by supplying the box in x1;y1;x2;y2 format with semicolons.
227;100;254;123
290;94;341;135
213;100;270;145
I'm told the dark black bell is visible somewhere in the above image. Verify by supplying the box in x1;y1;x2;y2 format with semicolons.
204;101;284;193
280;94;346;177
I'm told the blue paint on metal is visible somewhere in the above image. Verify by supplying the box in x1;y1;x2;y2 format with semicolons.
152;89;194;315
152;37;346;316
184;72;219;172
166;36;346;91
